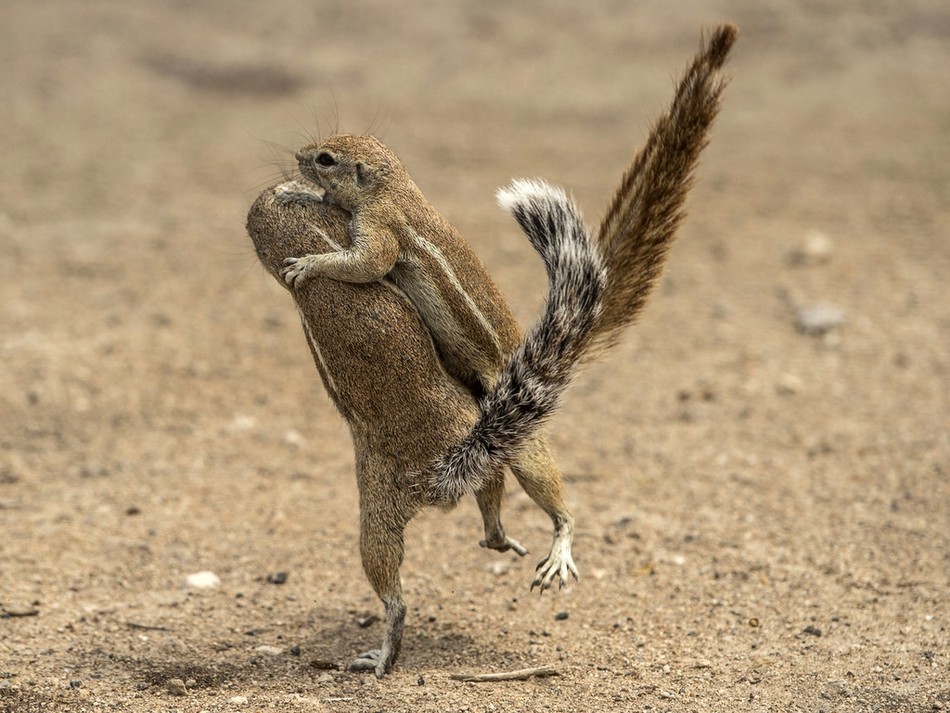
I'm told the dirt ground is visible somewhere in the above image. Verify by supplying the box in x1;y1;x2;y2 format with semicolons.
1;1;948;711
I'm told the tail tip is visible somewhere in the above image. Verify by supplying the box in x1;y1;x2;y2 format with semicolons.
707;23;739;67
496;178;568;215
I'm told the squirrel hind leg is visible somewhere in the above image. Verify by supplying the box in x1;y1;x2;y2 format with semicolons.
354;486;415;677
475;472;529;557
508;437;579;592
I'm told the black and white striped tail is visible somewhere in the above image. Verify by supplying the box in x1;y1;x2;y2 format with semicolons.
429;179;606;503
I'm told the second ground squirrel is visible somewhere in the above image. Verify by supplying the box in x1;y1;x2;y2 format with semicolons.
285;138;585;590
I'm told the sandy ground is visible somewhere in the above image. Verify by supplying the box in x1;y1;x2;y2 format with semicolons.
1;1;948;711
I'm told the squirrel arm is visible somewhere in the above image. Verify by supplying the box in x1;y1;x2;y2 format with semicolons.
284;217;400;285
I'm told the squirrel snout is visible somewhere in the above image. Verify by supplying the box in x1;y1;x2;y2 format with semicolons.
295;151;309;163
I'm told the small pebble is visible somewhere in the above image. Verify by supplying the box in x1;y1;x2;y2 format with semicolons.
229;415;256;432
266;571;288;585
283;429;306;447
776;373;803;395
803;230;834;261
309;659;338;670
795;303;845;336
254;645;284;656
554;611;569;621
229;695;248;705
487;561;509;576
357;614;380;628
290;645;301;656
69;680;81;688
166;678;187;696
315;673;334;684
186;571;220;589
803;625;823;637
787;230;834;266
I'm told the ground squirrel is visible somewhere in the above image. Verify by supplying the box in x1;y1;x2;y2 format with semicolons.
284;133;519;399
247;24;736;677
249;178;604;677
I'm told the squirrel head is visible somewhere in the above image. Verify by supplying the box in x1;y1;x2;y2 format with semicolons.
296;134;403;210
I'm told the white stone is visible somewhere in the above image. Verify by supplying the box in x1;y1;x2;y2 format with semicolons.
229;415;257;432
795;303;845;336
283;428;306;447
186;571;221;589
803;230;834;261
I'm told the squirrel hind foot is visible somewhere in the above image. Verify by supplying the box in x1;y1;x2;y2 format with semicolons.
531;542;579;593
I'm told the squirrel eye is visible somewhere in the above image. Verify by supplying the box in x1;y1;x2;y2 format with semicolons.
316;152;336;167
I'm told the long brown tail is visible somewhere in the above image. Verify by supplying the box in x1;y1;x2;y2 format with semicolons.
588;23;737;354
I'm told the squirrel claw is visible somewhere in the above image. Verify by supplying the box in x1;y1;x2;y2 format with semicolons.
348;649;388;679
530;546;579;594
280;256;312;288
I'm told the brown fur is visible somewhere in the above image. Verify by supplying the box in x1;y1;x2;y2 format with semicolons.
248;180;603;676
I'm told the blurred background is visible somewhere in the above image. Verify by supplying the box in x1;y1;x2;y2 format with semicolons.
1;1;947;709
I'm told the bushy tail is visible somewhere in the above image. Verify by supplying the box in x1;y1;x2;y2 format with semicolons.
589;23;737;354
429;180;606;503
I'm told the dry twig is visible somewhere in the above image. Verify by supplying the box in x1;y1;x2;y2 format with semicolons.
449;666;559;683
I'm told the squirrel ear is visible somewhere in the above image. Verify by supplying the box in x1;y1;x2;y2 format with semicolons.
355;162;368;187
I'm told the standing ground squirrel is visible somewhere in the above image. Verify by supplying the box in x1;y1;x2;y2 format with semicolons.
250;177;604;677
248;24;737;677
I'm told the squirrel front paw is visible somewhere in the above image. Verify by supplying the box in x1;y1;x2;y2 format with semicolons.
280;255;318;289
274;181;324;205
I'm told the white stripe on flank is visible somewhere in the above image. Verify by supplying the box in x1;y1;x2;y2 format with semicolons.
401;225;502;356
297;305;338;398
